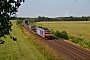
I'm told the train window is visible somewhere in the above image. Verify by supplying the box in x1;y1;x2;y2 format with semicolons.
45;31;50;34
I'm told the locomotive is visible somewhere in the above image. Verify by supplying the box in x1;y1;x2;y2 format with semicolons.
22;20;51;38
36;27;51;38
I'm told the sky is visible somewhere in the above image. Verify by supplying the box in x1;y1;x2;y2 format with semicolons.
17;0;90;18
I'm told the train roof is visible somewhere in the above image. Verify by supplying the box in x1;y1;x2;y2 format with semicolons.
37;27;49;30
41;28;49;30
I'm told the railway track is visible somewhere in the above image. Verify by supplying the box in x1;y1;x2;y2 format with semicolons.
55;40;90;59
48;40;90;60
22;24;90;60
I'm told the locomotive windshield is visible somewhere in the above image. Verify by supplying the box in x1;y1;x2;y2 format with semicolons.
45;30;50;34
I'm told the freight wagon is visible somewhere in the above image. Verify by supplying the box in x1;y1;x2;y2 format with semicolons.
22;20;35;30
22;20;29;28
28;25;35;30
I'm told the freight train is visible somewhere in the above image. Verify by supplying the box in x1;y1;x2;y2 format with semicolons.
22;20;51;38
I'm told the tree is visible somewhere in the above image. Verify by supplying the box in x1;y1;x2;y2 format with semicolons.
0;0;25;38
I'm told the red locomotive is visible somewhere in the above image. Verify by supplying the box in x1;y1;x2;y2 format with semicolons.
36;27;51;38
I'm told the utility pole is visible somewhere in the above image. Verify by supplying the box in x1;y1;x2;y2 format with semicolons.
48;18;50;28
48;21;49;28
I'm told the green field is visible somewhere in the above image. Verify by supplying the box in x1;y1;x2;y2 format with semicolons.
35;21;90;42
0;20;47;60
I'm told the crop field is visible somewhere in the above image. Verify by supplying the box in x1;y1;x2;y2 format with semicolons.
35;21;90;42
0;20;47;60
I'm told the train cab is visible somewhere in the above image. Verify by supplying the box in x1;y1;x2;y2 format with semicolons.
44;30;51;38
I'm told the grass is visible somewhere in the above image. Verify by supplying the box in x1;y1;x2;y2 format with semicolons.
0;20;62;60
35;21;90;42
0;20;46;60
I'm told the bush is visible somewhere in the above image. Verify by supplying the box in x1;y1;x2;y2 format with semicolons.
16;19;22;26
54;30;69;40
50;29;55;35
69;37;83;44
60;30;69;40
87;42;90;49
69;36;90;49
54;30;61;37
74;37;80;44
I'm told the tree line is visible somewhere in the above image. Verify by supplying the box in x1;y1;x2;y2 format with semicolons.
17;16;90;22
28;16;90;22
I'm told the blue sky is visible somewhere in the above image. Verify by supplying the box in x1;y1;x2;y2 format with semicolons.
17;0;90;18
